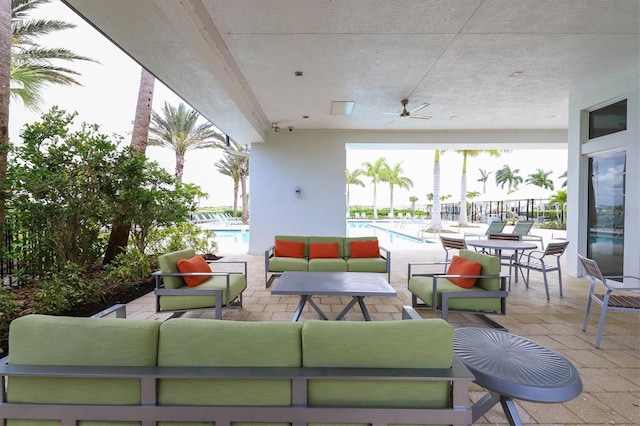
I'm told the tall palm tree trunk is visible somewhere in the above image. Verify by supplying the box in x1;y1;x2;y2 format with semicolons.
240;177;248;224
0;0;11;263
459;152;469;226
103;68;155;265
430;150;442;232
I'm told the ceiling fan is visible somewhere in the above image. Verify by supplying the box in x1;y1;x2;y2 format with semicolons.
382;99;431;120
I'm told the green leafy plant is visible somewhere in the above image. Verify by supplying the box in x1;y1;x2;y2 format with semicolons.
147;222;218;255
104;248;152;290
32;262;104;314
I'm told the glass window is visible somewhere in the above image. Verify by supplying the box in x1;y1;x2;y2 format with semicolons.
587;151;625;275
588;99;627;139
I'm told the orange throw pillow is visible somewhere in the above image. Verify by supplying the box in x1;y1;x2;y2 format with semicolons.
447;255;482;288
274;240;305;258
349;240;379;258
309;242;340;259
176;255;211;287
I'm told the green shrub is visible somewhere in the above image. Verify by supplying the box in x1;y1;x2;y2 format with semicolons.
104;248;152;292
146;222;218;255
32;263;104;314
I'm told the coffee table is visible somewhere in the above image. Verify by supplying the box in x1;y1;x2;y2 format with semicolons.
453;327;583;425
271;271;397;321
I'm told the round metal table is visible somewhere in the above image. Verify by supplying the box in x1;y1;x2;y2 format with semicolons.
453;327;583;425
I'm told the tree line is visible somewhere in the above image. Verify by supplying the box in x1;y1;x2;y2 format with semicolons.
348;151;567;230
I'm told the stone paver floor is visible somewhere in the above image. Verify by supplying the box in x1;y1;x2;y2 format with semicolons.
125;226;639;425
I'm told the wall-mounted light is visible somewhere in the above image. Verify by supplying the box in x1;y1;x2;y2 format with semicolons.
295;186;301;198
272;123;281;132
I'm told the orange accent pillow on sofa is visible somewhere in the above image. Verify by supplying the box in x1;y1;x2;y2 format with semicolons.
309;242;340;259
446;255;482;288
274;240;305;258
176;255;211;287
349;240;379;258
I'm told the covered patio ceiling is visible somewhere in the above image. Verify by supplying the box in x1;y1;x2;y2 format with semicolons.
62;0;639;145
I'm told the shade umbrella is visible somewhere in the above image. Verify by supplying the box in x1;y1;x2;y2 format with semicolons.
503;185;554;221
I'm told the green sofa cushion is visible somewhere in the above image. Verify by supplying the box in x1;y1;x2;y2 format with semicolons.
158;248;197;289
302;319;452;409
269;256;309;272
308;258;348;272
7;314;160;422
346;257;387;273
157;319;303;409
158;273;246;311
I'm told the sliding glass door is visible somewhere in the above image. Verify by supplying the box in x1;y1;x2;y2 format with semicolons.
587;151;625;275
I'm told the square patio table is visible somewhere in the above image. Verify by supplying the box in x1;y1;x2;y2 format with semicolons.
271;271;397;321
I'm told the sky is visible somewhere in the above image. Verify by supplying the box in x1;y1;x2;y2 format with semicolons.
8;1;568;209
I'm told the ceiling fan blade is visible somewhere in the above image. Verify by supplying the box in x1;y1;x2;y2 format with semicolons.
410;114;432;120
409;102;430;114
380;112;400;116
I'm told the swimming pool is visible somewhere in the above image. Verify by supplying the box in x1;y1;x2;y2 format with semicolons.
212;221;426;253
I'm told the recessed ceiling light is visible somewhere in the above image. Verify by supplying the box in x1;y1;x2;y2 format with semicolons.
510;71;524;77
303;115;309;119
294;71;303;76
330;101;355;115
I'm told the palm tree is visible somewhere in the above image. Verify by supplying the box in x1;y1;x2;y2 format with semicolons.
429;150;443;232
361;157;388;219
549;190;567;222
103;68;156;265
495;165;523;191
10;0;96;109
383;162;413;217
477;169;492;193
559;170;568;188
215;140;249;223
0;0;10;262
409;196;418;214
455;150;501;226
526;169;554;190
148;102;225;182
345;168;365;212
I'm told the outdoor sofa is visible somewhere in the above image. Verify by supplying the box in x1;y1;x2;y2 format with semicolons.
0;309;474;425
264;235;391;287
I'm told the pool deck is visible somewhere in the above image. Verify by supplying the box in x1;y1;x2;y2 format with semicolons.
125;223;639;425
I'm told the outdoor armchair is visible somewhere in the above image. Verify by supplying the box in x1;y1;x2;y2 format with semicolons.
408;249;509;328
153;248;247;319
577;254;640;349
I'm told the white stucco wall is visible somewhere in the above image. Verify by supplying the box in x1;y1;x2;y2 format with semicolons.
249;132;348;254
567;66;640;276
248;129;567;255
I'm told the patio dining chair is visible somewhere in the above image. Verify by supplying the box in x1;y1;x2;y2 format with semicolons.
577;254;640;349
517;241;569;300
440;236;467;271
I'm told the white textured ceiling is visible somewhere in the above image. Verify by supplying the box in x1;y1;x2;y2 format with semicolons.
63;0;639;144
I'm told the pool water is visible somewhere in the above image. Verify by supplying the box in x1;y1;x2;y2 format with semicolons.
212;221;425;253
